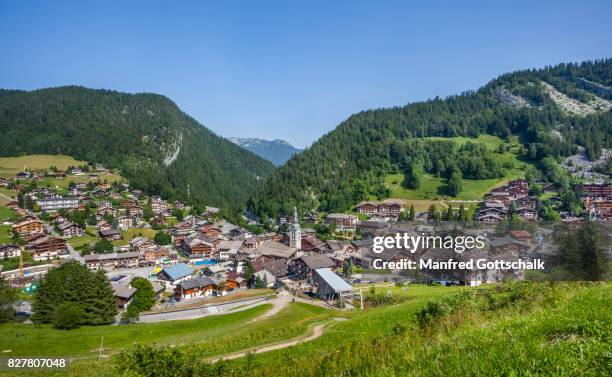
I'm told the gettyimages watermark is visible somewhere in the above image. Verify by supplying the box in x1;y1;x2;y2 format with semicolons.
371;233;546;271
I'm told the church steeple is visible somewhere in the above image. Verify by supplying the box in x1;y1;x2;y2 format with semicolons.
289;206;301;250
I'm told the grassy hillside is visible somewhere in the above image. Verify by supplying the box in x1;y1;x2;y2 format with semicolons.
199;282;611;377
0;155;85;177
0;155;123;189
381;135;531;202
0;87;275;210
3;282;609;377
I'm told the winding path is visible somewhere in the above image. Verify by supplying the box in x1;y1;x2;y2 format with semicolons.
208;318;346;363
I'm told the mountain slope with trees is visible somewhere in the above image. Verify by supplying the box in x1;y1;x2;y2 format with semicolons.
249;59;612;219
0;86;275;210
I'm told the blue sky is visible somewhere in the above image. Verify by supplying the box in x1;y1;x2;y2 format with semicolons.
1;1;611;148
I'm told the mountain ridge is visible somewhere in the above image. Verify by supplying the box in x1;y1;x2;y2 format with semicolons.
0;85;276;210
229;137;302;166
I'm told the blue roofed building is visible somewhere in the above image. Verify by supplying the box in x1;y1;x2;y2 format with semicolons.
157;263;194;288
312;268;353;302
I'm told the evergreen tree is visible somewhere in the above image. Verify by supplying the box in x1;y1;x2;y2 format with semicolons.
32;261;117;326
409;205;415;221
458;203;466;222
244;261;255;288
444;205;454;221
447;169;463;196
154;231;172;246
0;276;17;322
558;223;608;280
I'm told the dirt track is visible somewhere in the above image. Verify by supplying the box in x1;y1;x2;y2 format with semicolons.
208;318;346;362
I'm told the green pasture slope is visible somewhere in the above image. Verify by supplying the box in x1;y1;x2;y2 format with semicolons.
220;282;611;377
383;135;533;202
3;283;610;377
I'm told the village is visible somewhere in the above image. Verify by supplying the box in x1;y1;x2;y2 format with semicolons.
0;162;611;322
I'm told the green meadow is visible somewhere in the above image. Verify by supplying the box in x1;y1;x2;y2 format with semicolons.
2;283;609;377
381;135;533;205
201;282;611;377
0;154;122;187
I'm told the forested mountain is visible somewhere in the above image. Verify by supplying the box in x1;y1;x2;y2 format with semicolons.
249;59;612;219
0;86;275;209
229;138;302;166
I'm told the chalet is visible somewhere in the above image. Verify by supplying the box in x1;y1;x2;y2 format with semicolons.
0;244;21;258
97;207;117;218
37;195;79;211
514;196;537;210
301;234;324;252
516;207;538;221
175;216;198;231
151;196;168;214
324;213;359;228
203;206;220;218
57;221;83;238
581;183;612;200
225;271;246;289
217;240;243;260
181;236;214;258
477;202;507;224
143;246;172;264
157;263;194;288
116;216;132;230
489;237;531;256
174;276;218;300
112;283;136;309
129;237;156;253
98;201;113;210
98;221;112;232
28;236;68;260
509;230;533;246
257;240;297;260
126;205;144;217
254;259;289;280
318;240;356;255
201;224;221;237
291;254;336;279
84;251;140;270
202;264;228;280
99;229;122;241
15;171;31;179
51;213;67;224
355;199;403;217
243;237;263;250
12;219;45;236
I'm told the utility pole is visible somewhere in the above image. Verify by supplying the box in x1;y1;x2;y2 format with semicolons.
98;336;104;359
360;288;363;309
18;249;24;280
